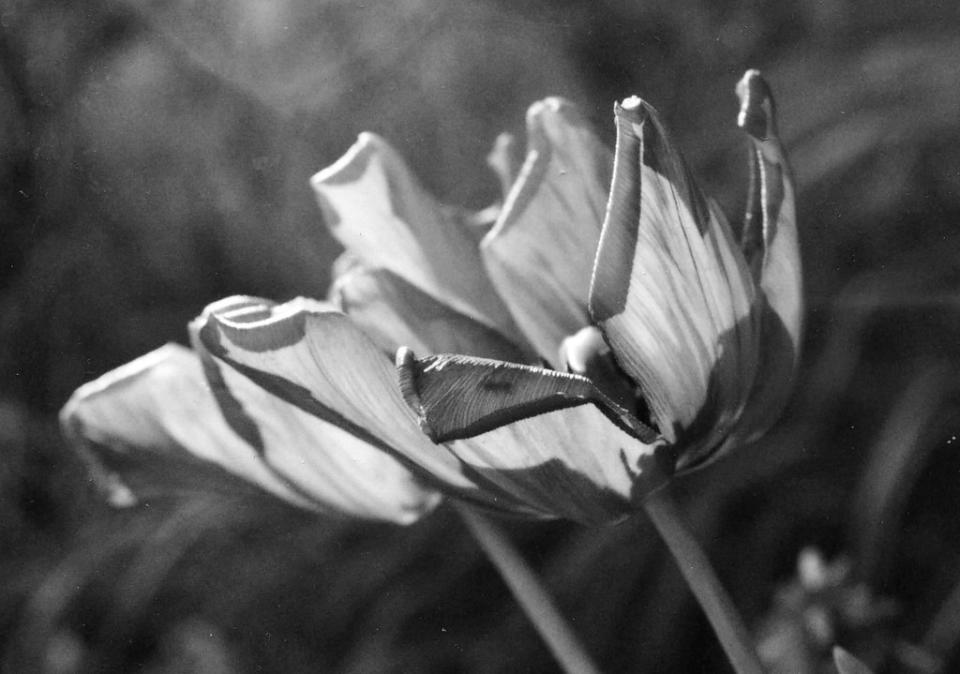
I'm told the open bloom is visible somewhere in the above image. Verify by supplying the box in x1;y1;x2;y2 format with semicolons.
392;69;802;516
61;70;800;526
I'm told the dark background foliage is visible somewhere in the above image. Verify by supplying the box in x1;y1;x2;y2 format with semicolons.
3;0;960;671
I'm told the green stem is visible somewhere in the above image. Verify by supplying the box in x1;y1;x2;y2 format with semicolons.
644;487;764;674
456;505;601;674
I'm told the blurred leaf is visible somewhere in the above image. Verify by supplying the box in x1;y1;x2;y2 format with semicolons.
833;646;874;674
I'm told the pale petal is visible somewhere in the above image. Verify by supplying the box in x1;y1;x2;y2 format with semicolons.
59;344;316;510
397;349;668;524
728;70;804;445
329;264;528;362
311;132;522;344
188;324;441;524
195;295;531;514
738;70;802;348
589;97;760;460
481;98;613;365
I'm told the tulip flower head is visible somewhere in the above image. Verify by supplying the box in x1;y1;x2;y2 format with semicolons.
61;70;800;527
393;69;801;521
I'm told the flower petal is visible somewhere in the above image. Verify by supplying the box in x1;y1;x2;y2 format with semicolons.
738;70;802;346
59;344;318;510
486;131;522;199
329;264;529;362
481;98;613;365
397;349;668;524
195;295;532;515
311;132;523;344
728;70;804;444
589;96;760;458
186;322;441;524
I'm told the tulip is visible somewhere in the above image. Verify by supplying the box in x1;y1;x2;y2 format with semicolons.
62;70;799;529
60;70;796;674
213;69;798;525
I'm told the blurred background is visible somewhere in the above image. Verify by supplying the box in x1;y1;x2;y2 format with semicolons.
3;0;960;671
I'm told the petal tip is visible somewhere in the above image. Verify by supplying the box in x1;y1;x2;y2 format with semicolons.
736;69;776;141
527;96;578;123
615;96;650;124
310;132;384;185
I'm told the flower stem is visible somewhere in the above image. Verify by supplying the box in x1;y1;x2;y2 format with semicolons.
643;487;764;674
455;505;601;674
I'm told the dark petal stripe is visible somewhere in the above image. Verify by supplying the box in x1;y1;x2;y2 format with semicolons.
740;146;764;273
191;343;348;510
759;150;785;257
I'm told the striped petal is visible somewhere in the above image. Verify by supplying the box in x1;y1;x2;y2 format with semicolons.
195;295;532;515
329;263;528;362
727;70;804;444
481;98;613;365
311;132;523;344
589;96;760;462
58;344;346;515
397;350;668;524
61;341;439;523
186;303;441;523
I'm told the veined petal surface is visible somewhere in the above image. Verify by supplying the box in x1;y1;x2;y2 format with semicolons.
590;97;760;460
481;98;613;365
329;264;527;362
195;295;530;515
189;316;440;524
60;344;315;511
62;341;439;523
398;351;667;524
311;133;522;344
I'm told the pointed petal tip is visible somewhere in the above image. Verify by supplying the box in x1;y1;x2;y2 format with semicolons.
310;132;390;189
736;69;776;141
60;343;195;420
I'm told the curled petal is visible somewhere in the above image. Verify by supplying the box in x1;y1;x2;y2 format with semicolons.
728;70;804;444
329;264;528;362
311;132;523;344
481;98;613;365
590;97;760;460
398;350;666;524
195;295;532;515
